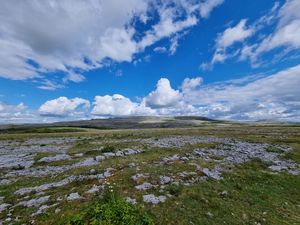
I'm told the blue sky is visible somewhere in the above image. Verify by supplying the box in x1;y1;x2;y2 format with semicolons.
0;0;300;123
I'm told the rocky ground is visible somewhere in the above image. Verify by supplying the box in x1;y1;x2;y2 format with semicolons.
0;125;299;224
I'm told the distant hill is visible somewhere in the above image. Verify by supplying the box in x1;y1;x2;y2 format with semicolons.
0;116;223;131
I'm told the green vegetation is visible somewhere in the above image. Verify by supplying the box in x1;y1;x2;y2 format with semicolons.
62;187;154;225
0;127;85;134
149;160;300;225
0;123;299;224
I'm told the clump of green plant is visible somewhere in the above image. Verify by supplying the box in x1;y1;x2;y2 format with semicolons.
64;185;154;225
165;184;183;197
266;146;284;154
101;145;116;153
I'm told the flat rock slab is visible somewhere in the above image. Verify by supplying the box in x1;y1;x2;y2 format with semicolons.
67;192;81;201
143;194;167;204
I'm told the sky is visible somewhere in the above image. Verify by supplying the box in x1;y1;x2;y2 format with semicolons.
0;0;300;123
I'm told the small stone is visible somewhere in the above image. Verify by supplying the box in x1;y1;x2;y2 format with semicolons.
160;176;171;185
125;197;137;205
55;208;61;214
86;185;103;194
95;155;105;162
103;152;115;158
131;173;148;181
206;212;214;218
18;196;50;208
219;190;228;197
115;151;124;157
135;182;153;191
90;169;96;174
74;153;83;157
67;192;81;201
143;194;166;204
0;203;11;213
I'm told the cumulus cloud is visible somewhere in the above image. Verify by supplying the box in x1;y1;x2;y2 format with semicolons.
181;77;202;92
38;97;90;117
0;0;223;88
2;63;300;123
144;78;182;108
184;64;300;121
92;94;154;116
0;102;39;124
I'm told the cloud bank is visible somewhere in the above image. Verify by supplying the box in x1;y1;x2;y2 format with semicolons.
0;0;223;89
1;63;299;123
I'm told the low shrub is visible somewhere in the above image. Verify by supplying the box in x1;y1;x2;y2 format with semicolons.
64;186;154;225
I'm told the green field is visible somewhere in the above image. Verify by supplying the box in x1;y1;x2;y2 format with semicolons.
0;124;299;224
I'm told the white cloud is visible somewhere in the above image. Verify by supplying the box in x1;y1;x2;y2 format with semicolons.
144;78;182;108
234;0;300;66
0;0;224;87
92;94;154;116
153;46;167;53
184;64;300;121
181;77;202;92
199;0;224;18
2;63;300;123
216;19;254;49
255;0;300;55
38;97;90;117
0;102;39;124
208;19;254;65
37;80;65;91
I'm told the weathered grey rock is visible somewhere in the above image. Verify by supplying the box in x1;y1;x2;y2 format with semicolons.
31;205;49;216
0;154;34;169
124;148;142;155
95;155;105;162
74;158;98;167
7;157;100;178
125;197;137;205
90;169;96;174
103;152;115;158
115;151;124;157
55;208;61;214
202;168;222;180
18;196;50;208
32;203;58;216
67;192;81;201
143;194;166;204
86;185;104;194
0;179;11;186
103;168;114;177
144;136;229;148
15;168;113;195
0;203;11;213
160;176;172;185
135;182;153;190
131;173;149;181
38;154;71;163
